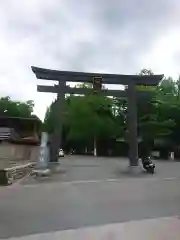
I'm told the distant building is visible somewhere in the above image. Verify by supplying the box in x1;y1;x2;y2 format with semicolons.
0;116;41;145
0;116;42;161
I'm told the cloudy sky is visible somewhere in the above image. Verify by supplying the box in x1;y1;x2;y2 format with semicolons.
0;0;180;120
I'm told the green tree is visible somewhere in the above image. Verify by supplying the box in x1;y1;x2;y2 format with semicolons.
114;70;175;155
64;94;122;155
137;86;174;140
0;96;35;118
65;95;121;140
136;72;175;155
43;101;57;133
75;82;106;89
156;76;180;145
44;93;123;155
139;68;154;76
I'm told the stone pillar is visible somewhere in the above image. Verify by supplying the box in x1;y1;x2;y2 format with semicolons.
50;81;65;162
127;82;139;166
37;132;49;169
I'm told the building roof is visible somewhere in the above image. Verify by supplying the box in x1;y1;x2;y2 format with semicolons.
0;116;41;122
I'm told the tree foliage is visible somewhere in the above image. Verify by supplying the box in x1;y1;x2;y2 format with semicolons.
43;101;57;133
0;96;35;118
64;94;122;142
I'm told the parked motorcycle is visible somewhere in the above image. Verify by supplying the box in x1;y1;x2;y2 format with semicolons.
141;156;155;174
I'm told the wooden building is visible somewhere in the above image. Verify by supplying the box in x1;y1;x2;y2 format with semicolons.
0;116;41;162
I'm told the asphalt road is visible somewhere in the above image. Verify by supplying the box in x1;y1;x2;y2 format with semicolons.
0;156;180;238
23;156;180;184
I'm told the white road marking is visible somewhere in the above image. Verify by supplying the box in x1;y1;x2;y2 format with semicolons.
60;177;179;185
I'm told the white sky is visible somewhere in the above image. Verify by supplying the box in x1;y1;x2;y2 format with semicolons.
0;0;180;120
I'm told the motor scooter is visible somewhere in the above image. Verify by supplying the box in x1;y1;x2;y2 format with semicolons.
141;156;155;174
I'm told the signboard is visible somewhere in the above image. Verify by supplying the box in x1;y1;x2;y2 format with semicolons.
36;132;50;169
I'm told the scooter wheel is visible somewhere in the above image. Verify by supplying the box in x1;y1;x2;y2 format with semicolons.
150;169;154;174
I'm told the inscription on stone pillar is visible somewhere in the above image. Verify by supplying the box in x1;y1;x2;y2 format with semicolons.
37;132;49;169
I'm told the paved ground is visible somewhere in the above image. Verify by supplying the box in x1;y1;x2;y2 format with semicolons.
6;217;180;240
0;156;180;239
22;156;180;185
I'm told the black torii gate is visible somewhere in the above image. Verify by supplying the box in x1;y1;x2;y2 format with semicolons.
32;66;163;167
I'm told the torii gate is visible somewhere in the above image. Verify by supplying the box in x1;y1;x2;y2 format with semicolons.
32;66;163;167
